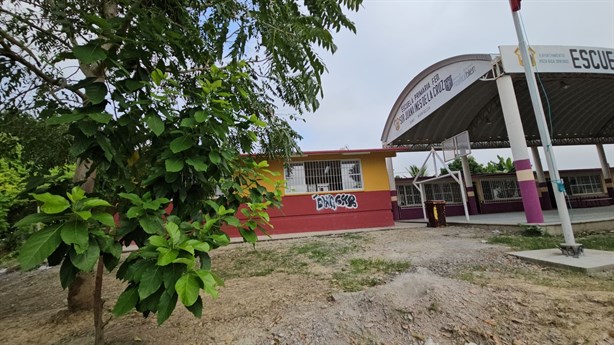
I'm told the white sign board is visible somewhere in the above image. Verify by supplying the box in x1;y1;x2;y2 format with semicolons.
387;60;492;144
499;45;614;75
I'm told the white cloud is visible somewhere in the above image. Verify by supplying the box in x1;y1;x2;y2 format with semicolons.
292;0;614;172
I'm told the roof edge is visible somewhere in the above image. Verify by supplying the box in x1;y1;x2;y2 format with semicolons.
381;54;495;145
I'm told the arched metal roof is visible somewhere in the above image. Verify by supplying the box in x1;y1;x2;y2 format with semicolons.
381;46;614;151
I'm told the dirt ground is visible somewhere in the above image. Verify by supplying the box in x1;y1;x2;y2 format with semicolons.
1;224;613;345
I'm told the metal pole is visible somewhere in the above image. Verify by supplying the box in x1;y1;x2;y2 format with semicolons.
510;9;576;246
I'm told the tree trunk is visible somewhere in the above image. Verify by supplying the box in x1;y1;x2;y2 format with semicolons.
67;159;97;311
93;258;105;345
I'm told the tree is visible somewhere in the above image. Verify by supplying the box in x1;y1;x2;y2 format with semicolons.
3;0;362;343
406;164;427;177
0;110;72;172
0;133;29;251
484;155;515;173
440;155;485;175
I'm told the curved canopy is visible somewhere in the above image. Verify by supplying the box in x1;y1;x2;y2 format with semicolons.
381;46;614;151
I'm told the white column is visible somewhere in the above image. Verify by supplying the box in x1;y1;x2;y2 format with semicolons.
596;144;612;180
531;146;546;183
496;75;543;224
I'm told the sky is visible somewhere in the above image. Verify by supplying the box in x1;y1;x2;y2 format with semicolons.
289;0;614;177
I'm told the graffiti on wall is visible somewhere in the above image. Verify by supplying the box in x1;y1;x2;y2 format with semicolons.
312;193;358;211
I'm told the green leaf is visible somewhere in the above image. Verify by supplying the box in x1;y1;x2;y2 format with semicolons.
33;193;70;214
18;225;63;271
240;228;258;244
67;187;86;203
78;120;98;137
203;200;219;212
194;110;207;123
166;223;181;245
139;215;164;234
91;212;116;227
69;239;100;271
145;114;165;136
103;252;120;272
175;273;201;307
87;113;113;124
157;248;179;266
85;82;107;104
180;118;196;128
142;200;162;210
186;295;203;318
60;220;89;251
188;240;210;253
170;136;193;154
112;286;139;316
96;135;114;161
139;266;163;300
196;269;219;299
210;233;230;246
209;151;221;165
81;198;112;209
224;216;241;227
172;257;195;270
249;114;267;127
119;193;142;205
46;113;86;125
15;213;57;227
75;210;92;220
126;206;142;219
149;235;168;248
72;44;108;64
151;68;165;85
162;264;183;289
60;258;78;289
157;291;178;325
125;79;144;92
47;242;68;266
165;158;184;172
185;158;208;172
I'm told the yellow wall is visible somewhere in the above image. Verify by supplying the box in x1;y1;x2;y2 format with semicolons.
260;151;395;195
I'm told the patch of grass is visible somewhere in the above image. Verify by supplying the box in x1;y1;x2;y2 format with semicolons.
489;233;614;251
217;248;308;279
332;258;410;292
292;240;360;265
489;235;560;250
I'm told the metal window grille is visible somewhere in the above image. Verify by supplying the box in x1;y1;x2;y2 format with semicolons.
481;178;521;202
285;159;363;194
424;182;463;204
397;184;421;207
567;175;603;195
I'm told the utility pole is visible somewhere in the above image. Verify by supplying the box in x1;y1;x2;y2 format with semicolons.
508;0;582;257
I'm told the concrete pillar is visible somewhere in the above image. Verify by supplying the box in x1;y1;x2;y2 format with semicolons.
596;144;614;203
496;75;544;223
530;146;553;210
460;155;479;215
385;157;400;220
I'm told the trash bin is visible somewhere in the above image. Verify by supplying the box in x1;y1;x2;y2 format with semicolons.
425;200;446;227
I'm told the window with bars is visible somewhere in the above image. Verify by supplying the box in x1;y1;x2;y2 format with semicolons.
397;182;463;206
566;175;603;195
284;159;363;194
397;184;421;207
424;182;463;204
481;179;521;202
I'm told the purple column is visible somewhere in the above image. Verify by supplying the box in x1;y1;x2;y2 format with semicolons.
514;159;544;223
390;190;400;220
465;186;479;215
